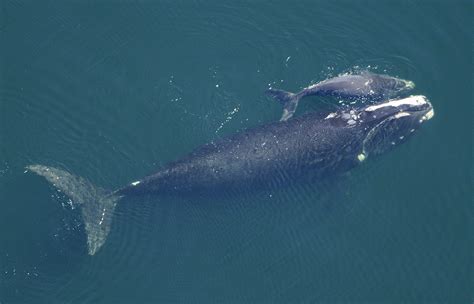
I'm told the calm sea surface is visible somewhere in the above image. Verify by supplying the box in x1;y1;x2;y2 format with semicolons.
0;1;472;303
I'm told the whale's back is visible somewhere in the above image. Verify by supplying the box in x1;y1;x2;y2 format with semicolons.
117;113;361;197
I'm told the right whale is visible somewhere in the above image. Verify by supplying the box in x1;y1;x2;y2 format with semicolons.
266;71;415;121
27;95;434;255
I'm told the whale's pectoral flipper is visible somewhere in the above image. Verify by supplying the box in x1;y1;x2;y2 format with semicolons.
27;165;121;255
265;89;301;121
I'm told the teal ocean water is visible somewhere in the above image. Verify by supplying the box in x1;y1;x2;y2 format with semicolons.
0;1;472;303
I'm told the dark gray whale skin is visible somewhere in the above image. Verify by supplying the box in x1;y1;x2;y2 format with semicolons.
116;112;361;197
115;96;431;198
297;72;413;100
266;72;415;121
27;96;434;255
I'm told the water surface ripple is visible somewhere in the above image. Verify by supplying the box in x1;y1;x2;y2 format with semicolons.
0;1;471;303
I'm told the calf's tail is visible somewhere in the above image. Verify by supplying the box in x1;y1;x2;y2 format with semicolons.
265;89;302;121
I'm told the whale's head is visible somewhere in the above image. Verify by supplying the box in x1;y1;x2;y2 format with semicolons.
356;95;434;160
374;74;416;97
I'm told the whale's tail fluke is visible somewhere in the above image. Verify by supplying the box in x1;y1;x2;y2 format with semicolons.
27;165;121;255
265;89;301;121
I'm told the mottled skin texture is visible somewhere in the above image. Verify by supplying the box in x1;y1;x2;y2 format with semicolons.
26;96;433;255
266;72;414;121
116;96;432;198
117;112;365;197
301;72;411;100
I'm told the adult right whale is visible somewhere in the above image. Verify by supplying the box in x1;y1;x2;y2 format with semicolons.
28;95;434;255
267;71;415;121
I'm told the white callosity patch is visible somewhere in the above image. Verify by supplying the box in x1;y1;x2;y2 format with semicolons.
324;112;337;120
423;108;435;120
342;110;361;126
365;95;428;112
341;113;351;120
419;108;435;123
394;112;411;119
403;80;416;89
131;181;141;186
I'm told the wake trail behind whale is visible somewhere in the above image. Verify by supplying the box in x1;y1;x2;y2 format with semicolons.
27;165;121;255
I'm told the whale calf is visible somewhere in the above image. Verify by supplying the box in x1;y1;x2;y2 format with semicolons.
266;71;415;121
28;95;434;255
